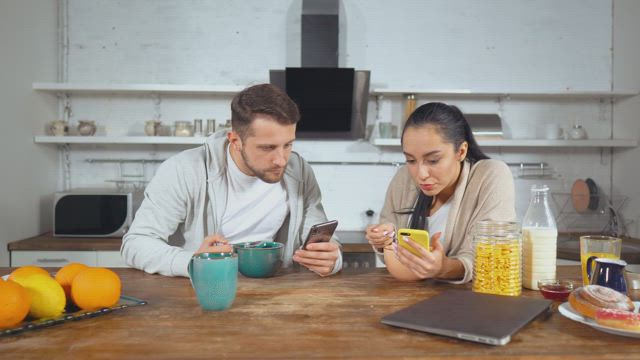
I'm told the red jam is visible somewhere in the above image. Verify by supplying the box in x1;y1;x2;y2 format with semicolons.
539;284;572;301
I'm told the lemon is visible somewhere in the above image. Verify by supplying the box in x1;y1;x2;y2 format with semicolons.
13;273;66;319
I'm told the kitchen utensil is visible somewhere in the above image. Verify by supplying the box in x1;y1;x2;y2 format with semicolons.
537;279;575;302
188;252;237;311
472;221;522;296
77;120;97;136
234;242;283;278
624;264;640;300
144;120;161;136
174;121;193;137
206;119;216;135
587;258;628;294
580;235;622;285
569;124;588;140
544;124;563;140
49;120;68;136
558;301;640;339
1;274;146;337
193;119;203;137
241;240;266;248
585;178;599;210
571;179;590;213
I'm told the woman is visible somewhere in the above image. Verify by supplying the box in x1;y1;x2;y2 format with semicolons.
365;102;516;283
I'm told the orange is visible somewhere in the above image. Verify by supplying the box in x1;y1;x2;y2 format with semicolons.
0;279;31;329
54;263;90;302
71;268;121;310
8;265;50;283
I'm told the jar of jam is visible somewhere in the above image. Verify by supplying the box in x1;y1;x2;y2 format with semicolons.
472;221;522;296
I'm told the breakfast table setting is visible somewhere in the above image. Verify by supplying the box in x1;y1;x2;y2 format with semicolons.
2;264;640;359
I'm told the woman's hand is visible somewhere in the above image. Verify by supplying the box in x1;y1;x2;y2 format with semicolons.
365;223;396;251
395;232;444;279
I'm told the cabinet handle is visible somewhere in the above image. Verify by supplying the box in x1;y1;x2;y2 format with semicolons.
36;258;68;263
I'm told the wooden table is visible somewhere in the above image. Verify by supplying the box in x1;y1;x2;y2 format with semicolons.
2;266;639;359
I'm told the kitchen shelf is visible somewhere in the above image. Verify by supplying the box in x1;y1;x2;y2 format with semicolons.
34;136;639;147
33;82;244;95
371;138;638;148
36;83;638;99
370;88;639;98
34;136;207;145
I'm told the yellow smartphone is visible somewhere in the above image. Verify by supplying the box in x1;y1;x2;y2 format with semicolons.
397;228;430;256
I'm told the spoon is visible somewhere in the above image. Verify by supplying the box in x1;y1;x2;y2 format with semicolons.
243;240;265;248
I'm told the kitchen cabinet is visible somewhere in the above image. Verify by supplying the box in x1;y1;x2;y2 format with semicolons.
8;234;128;268
11;250;98;267
10;251;128;268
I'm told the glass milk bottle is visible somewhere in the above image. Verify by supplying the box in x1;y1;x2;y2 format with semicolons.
522;185;557;290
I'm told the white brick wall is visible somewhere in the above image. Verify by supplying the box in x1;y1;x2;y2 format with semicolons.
51;0;627;234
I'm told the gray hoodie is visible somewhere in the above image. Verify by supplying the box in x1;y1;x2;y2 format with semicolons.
121;131;341;277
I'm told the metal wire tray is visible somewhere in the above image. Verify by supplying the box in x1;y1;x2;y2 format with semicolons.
1;295;147;337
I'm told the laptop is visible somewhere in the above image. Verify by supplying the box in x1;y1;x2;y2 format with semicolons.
381;290;552;346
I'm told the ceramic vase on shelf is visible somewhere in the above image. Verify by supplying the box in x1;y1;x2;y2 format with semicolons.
49;120;68;136
145;120;161;136
569;125;588;140
77;120;97;136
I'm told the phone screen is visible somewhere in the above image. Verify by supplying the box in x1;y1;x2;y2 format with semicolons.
302;220;338;250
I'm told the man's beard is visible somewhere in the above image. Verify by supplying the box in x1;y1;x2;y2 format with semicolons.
240;148;285;184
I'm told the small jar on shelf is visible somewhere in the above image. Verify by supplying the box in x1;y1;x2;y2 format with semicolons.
174;121;193;137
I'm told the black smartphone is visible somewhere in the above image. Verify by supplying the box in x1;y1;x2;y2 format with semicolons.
302;220;338;250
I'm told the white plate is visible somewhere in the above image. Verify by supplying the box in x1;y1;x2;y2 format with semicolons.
2;274;8;280
558;301;640;338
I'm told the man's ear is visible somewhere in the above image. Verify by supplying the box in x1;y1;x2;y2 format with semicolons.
227;130;242;150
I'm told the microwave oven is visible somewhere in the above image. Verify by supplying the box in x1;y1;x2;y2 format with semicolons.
53;190;143;237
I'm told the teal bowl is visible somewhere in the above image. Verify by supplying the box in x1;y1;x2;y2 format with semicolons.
234;242;284;278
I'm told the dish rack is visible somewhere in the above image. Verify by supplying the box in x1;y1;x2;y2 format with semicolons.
85;158;165;190
552;192;631;236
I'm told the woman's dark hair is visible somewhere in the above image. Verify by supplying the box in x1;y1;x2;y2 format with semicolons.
398;102;489;230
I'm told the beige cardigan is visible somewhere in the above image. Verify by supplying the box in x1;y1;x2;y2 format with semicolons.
380;159;516;284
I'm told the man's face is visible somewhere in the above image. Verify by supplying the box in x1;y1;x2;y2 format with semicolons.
229;115;296;183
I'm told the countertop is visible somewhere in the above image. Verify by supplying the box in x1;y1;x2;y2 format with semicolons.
7;232;373;253
2;266;639;359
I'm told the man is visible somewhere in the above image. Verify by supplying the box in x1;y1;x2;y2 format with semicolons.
121;84;342;277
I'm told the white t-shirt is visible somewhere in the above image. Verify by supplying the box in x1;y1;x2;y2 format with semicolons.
427;200;452;247
220;146;289;244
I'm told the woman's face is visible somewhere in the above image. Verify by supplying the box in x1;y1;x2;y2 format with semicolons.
402;125;468;197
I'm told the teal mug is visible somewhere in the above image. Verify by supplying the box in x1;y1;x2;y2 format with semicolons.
234;242;284;278
188;252;238;311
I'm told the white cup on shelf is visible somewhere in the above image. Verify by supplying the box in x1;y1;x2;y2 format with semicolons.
544;124;563;140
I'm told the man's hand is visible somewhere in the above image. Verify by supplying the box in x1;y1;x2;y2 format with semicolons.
293;242;340;276
196;234;233;254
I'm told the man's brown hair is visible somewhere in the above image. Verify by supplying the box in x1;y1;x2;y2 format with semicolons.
231;84;300;139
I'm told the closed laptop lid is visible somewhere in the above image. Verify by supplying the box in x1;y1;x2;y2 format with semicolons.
381;290;552;346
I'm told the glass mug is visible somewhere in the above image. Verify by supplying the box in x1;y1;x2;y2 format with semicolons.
580;235;622;285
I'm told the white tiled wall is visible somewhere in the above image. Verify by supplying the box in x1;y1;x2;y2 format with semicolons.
49;0;627;235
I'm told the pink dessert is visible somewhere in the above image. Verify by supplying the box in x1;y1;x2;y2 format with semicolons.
595;308;640;331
